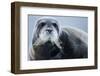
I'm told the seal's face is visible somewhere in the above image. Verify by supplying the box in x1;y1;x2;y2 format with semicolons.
32;17;62;50
37;18;60;43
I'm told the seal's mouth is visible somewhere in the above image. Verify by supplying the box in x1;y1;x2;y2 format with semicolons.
47;38;63;51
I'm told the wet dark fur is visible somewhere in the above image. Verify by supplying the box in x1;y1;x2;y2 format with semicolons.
33;31;88;60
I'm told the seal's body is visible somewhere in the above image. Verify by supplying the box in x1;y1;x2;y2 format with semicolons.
29;17;88;60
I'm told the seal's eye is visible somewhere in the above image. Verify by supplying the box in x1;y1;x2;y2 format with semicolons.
52;23;59;32
37;22;46;30
52;23;57;28
41;22;46;27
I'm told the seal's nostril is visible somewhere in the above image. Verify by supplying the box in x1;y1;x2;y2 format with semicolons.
46;29;52;33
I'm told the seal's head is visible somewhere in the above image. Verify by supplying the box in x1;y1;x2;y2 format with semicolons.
32;17;61;49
